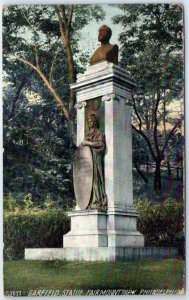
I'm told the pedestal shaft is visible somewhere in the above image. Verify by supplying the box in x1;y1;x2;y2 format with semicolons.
105;98;133;211
72;62;135;212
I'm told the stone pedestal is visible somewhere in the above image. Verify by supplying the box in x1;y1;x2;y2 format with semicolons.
63;210;144;250
65;61;144;255
72;62;135;212
63;211;108;248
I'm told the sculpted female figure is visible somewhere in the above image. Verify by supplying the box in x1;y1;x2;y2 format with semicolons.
81;114;107;209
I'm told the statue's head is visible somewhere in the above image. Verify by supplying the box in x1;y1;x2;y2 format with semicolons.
87;114;99;129
98;25;112;43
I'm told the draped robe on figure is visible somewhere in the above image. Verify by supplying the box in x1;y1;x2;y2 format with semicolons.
84;128;107;209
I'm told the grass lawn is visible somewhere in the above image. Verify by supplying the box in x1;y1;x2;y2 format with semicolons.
4;259;184;296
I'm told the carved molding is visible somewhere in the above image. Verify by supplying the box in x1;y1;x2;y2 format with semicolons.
102;93;115;102
74;101;87;109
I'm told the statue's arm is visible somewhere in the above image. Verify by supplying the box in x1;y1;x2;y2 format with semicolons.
82;134;105;150
81;140;100;147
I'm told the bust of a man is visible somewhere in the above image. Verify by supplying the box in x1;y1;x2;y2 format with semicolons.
90;25;119;66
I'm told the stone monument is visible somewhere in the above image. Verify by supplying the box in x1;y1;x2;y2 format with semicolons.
62;24;144;256
25;25;177;261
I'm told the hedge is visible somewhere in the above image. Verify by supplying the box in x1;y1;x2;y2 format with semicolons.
4;208;70;260
4;198;184;260
136;198;184;257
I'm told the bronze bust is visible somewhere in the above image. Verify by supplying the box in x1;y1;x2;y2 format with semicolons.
90;25;119;66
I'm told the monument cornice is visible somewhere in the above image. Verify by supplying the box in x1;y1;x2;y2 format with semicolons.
72;81;134;103
70;62;136;93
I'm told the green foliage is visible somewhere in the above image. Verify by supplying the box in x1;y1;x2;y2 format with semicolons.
3;193;18;211
4;206;70;260
3;65;75;206
114;4;184;191
114;4;183;93
3;4;105;207
3;5;105;73
136;198;184;255
133;170;183;203
114;3;183;126
23;193;35;210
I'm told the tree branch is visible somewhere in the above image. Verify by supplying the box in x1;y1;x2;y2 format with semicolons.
34;44;40;69
55;4;76;111
132;124;156;161
8;72;32;120
55;5;66;39
60;5;68;32
133;160;149;183
21;7;36;33
12;55;70;121
49;49;62;85
153;89;161;156
162;119;183;156
132;94;143;131
67;5;74;35
11;56;39;72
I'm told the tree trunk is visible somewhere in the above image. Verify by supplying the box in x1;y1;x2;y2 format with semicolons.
167;160;172;176
55;6;76;113
66;39;76;138
154;160;162;191
176;167;179;180
9;71;33;120
134;161;148;184
64;36;76;112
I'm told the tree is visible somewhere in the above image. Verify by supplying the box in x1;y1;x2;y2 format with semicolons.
3;5;105;206
3;5;105;129
114;4;184;191
133;131;150;184
3;61;75;207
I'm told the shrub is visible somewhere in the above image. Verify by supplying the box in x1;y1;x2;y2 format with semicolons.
136;198;184;257
4;207;70;260
4;196;184;260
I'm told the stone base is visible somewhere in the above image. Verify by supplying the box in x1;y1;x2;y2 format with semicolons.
63;209;144;248
25;247;178;261
63;210;108;247
25;210;178;262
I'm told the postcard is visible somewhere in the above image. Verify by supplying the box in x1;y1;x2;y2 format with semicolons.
2;3;184;296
